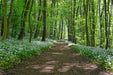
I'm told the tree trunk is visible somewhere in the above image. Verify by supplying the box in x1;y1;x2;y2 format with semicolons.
2;0;7;40
6;0;14;39
1;0;3;36
72;0;76;43
85;0;90;46
29;0;34;43
1;19;4;36
91;0;95;47
34;0;42;38
104;0;108;49
42;0;46;41
68;19;73;41
99;0;104;48
18;0;30;40
61;16;63;39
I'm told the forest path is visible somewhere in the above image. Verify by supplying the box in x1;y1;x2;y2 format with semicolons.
4;41;111;75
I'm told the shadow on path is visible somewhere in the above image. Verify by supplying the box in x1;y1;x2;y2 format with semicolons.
4;42;112;75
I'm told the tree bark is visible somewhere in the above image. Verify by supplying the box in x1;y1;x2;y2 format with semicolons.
104;0;108;49
42;0;46;41
29;0;34;43
2;0;7;40
85;0;90;46
91;0;95;47
34;0;42;38
72;0;76;43
99;0;104;48
6;0;14;39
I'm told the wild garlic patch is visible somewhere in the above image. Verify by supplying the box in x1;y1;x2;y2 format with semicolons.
0;39;55;69
66;41;113;72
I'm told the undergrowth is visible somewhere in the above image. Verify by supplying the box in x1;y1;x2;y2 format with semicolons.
0;38;56;69
66;41;113;72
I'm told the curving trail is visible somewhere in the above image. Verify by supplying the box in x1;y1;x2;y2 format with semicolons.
4;42;111;75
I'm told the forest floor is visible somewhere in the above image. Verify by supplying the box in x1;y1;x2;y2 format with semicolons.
3;41;112;75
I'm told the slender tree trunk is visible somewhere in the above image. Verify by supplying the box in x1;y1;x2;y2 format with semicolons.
91;0;95;47
50;2;54;39
1;19;4;36
99;0;104;48
109;0;112;48
68;0;73;41
68;19;73;41
6;0;14;39
34;0;42;38
0;0;2;8
2;0;7;40
108;0;111;48
58;22;61;39
29;0;34;43
18;0;30;40
104;0;108;49
61;16;63;39
1;0;3;36
11;9;18;38
42;0;46;41
85;0;90;46
54;21;57;39
72;0;76;43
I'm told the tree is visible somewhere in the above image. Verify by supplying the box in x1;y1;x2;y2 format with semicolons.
42;0;46;41
85;0;90;46
34;0;42;38
72;0;76;43
104;0;108;49
29;0;34;43
91;0;95;47
2;0;7;40
6;0;14;39
18;0;31;40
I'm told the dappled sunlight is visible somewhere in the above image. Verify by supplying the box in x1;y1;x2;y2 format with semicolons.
57;62;97;72
5;42;111;75
63;45;72;49
40;65;55;73
58;66;71;72
51;52;64;55
28;60;57;73
45;57;53;61
99;71;112;75
26;61;112;74
46;52;64;55
74;63;97;70
32;65;41;70
0;72;3;75
58;63;75;72
56;42;65;45
46;61;58;64
40;69;52;73
72;53;81;56
58;48;69;51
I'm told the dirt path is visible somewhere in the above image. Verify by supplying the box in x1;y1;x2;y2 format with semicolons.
4;42;111;75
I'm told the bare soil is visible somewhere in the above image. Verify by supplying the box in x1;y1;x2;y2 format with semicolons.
3;41;112;75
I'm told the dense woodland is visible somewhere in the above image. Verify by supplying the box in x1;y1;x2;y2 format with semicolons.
0;0;113;49
1;0;113;73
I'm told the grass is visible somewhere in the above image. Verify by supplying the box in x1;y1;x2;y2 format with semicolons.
66;41;113;72
0;38;56;69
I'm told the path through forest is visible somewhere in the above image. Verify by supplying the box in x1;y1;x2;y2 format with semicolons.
4;42;111;75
